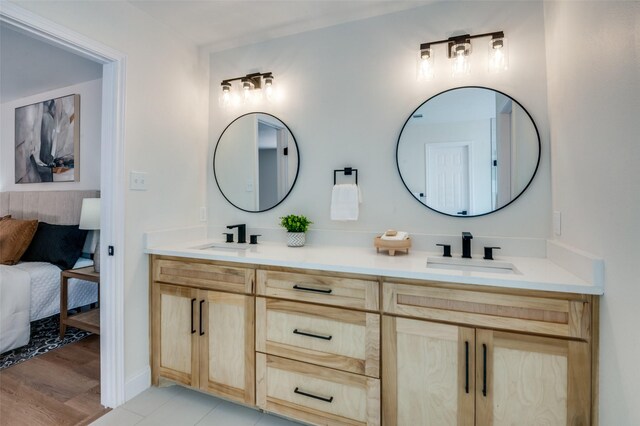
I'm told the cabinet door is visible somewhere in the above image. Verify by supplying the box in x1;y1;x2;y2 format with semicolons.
475;330;590;426
199;290;255;405
152;283;199;387
382;316;475;426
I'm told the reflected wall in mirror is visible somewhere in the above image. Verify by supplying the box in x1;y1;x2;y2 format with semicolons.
214;113;299;212
396;87;540;217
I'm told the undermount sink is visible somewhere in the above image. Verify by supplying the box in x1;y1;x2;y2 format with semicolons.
427;256;519;275
192;243;249;251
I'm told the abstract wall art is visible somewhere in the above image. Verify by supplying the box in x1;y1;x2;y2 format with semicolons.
14;94;80;183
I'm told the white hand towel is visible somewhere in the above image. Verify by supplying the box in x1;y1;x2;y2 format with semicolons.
330;184;361;221
381;231;409;241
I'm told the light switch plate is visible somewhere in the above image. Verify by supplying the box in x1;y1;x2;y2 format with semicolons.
130;171;148;191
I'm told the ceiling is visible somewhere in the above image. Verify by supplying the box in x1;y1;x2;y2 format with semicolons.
128;0;430;51
0;1;429;101
0;23;103;102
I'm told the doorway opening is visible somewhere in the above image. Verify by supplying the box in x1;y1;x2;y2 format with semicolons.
0;2;126;408
257;119;290;211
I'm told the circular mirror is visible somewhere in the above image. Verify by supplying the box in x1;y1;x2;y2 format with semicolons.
214;113;299;212
396;87;540;217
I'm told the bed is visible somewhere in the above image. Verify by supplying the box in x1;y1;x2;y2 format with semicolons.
0;190;100;354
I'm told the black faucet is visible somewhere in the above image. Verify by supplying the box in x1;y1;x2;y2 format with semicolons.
226;224;246;244
462;232;473;259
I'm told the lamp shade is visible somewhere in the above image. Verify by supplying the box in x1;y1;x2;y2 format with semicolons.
79;198;101;230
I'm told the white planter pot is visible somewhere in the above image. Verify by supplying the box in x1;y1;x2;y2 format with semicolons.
287;232;306;247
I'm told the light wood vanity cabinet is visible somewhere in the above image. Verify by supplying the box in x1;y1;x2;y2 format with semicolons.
382;280;596;426
151;256;255;405
256;268;381;425
150;256;597;426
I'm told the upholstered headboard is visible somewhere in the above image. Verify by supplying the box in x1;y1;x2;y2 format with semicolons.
0;190;100;225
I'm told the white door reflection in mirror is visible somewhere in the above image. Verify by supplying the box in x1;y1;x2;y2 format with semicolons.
425;142;471;216
397;87;540;217
214;113;299;212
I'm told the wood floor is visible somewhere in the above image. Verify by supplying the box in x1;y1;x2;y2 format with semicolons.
0;335;109;426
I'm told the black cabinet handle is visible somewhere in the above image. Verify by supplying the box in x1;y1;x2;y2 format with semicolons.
199;300;205;336
293;329;333;341
482;343;487;397
190;298;196;334
294;387;333;403
292;284;332;294
465;341;469;394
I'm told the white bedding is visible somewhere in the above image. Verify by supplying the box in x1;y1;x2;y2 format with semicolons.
0;261;99;354
0;265;31;353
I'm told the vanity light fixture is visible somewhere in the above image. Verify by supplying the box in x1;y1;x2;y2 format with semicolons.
220;81;232;108
263;74;274;101
417;46;434;81
488;34;508;73
219;72;275;108
418;31;506;79
450;36;472;77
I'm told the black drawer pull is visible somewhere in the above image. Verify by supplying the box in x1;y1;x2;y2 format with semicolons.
292;284;332;294
293;329;333;341
190;298;196;334
465;340;469;393
482;343;487;397
294;387;333;403
199;299;205;336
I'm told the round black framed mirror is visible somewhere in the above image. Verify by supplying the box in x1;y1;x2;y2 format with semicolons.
396;87;540;217
213;112;300;212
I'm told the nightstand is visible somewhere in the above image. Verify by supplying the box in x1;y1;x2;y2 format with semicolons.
60;266;100;339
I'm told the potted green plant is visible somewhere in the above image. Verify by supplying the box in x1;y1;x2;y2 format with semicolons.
279;214;312;247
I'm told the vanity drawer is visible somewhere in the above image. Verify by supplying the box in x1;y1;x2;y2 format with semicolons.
256;298;380;377
257;269;378;311
153;257;254;294
256;353;380;426
383;282;591;340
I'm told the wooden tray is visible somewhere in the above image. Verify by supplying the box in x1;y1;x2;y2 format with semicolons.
374;236;411;256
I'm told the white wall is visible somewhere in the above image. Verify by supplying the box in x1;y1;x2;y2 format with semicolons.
0;78;102;191
11;0;210;392
215;114;258;210
208;1;551;247
544;1;640;424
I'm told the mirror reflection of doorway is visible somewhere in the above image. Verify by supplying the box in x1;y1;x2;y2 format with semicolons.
396;87;540;217
425;142;471;215
257;120;289;211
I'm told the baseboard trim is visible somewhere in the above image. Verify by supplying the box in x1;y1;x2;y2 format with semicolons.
125;366;151;402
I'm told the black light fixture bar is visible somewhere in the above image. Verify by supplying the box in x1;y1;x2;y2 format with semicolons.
420;31;504;57
221;72;273;90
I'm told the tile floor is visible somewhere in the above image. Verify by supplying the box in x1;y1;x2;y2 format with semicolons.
91;385;304;426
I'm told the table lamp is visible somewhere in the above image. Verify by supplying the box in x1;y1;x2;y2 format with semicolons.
79;198;101;273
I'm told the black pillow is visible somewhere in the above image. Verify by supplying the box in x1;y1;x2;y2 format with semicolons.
21;222;88;270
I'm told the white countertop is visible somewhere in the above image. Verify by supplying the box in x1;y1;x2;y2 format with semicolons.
145;239;604;295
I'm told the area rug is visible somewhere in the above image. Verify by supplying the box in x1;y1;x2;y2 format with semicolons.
0;314;92;370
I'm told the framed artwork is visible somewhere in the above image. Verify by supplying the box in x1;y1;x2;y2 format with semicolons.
14;94;80;183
